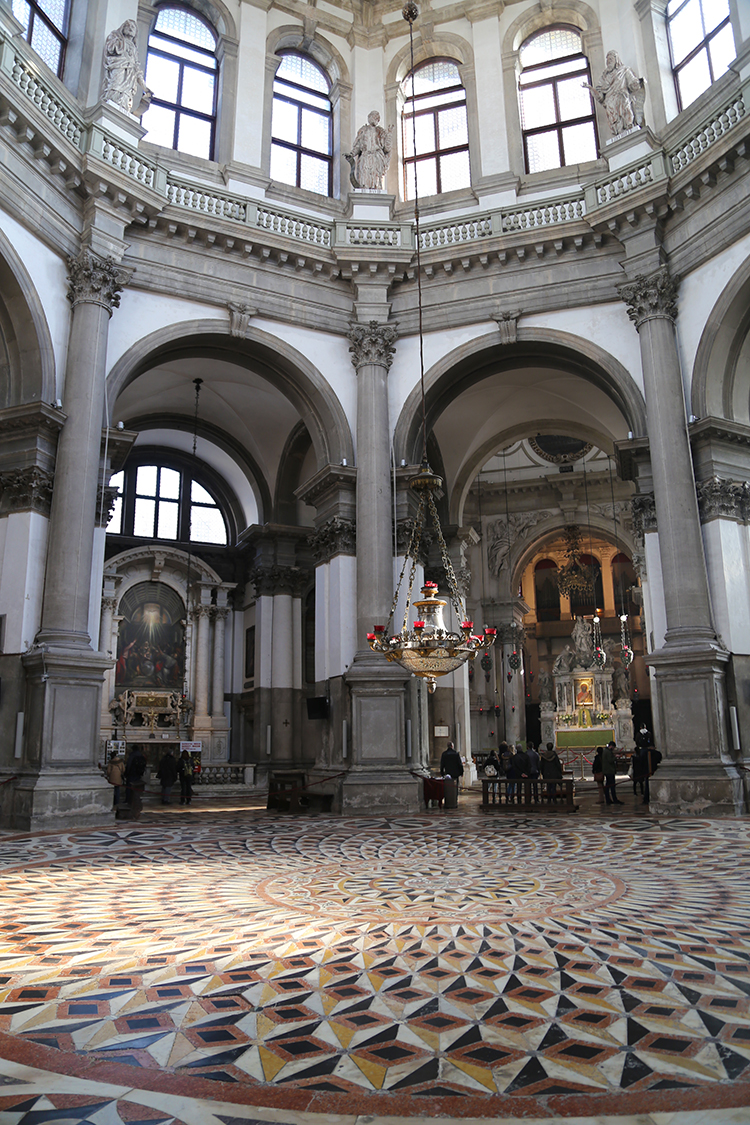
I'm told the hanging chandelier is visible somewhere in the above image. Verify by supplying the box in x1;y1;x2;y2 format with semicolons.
367;3;496;691
557;524;599;600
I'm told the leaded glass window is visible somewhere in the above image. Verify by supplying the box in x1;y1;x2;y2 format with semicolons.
271;53;333;196
667;0;735;110
401;59;470;200
106;464;228;545
12;0;69;76
141;6;218;160
518;26;598;175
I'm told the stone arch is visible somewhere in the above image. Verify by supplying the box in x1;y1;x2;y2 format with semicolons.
0;228;55;408
507;516;636;599
503;0;603;55
144;0;237;42
267;26;351;89
386;32;474;88
106;543;223;607
392;326;647;524
691;255;750;425
106;320;355;477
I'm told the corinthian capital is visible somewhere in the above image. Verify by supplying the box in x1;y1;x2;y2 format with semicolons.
348;321;397;372
67;250;126;314
618;267;679;328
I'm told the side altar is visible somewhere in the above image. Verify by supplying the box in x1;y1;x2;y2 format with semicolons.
538;618;635;752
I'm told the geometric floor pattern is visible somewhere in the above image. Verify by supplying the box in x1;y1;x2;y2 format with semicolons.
1;810;750;1121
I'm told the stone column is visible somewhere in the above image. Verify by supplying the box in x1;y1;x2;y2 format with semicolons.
99;595;117;659
193;604;212;720
211;607;228;718
343;321;418;813
18;252;126;832
619;267;732;814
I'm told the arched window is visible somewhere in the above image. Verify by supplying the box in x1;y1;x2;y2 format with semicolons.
667;0;735;110
518;26;598;175
141;6;218;160
106;463;228;545
401;59;470;200
612;553;639;617
12;0;69;76
570;555;604;617
271;53;333;196
534;559;560;622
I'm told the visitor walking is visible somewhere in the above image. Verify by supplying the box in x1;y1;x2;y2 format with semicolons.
540;742;563;801
178;750;194;806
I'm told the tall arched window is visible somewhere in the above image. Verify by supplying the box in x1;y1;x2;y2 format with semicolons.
141;6;218;160
518;26;598;175
534;559;560;622
12;0;69;76
570;555;604;617
612;553;639;617
106;463;228;545
667;0;735;110
401;59;470;200
271;53;333;196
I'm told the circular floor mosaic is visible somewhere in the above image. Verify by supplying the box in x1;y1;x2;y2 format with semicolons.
0;812;750;1121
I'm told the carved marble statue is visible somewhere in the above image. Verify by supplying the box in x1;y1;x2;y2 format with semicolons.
102;20;152;116
108;690;135;727
347;111;394;190
612;664;630;703
583;51;645;137
538;667;554;704
552;645;575;675
571;616;594;667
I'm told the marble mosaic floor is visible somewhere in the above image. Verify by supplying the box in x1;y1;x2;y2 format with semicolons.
1;808;750;1123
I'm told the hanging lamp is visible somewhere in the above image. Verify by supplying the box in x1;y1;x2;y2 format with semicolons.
367;3;496;693
609;457;634;667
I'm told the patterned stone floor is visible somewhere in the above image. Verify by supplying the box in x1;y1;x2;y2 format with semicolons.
1;805;750;1123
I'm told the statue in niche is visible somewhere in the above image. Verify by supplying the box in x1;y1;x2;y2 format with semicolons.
583;51;645;137
571;616;594;667
347;111;394;190
612;663;630;703
102;20;152;116
553;645;575;675
538;667;554;704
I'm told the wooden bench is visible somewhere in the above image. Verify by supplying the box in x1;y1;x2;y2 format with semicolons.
482;776;578;812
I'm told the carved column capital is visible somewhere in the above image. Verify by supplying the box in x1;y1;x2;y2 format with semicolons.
0;466;54;516
308;517;356;563
227;301;257;338
212;605;231;621
249;565;309;597
631;492;657;535
492;308;522;345
697;477;750;523
67;250;126;314
96;484;120;524
101;595;119;614
348;321;397;372
618;267;679;328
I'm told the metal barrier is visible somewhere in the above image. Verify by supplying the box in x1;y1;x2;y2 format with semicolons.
482;776;577;811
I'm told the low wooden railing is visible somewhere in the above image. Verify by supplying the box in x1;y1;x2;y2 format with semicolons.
482;777;577;811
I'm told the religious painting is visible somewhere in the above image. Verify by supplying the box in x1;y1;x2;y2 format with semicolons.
575;677;593;707
115;581;185;691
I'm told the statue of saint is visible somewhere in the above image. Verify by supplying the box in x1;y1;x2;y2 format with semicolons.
347;111;394;191
612;664;630;702
538;667;554;704
102;20;152;116
552;645;575;675
571;616;594;667
583;51;645;137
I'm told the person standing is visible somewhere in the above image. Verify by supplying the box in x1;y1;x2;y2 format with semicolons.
178;749;194;806
540;742;563;801
106;751;126;809
602;741;623;805
440;741;464;807
592;746;606;804
156;748;179;805
124;746;147;820
527;743;541;802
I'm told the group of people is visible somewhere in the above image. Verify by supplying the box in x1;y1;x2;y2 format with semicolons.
484;740;565;802
105;746;196;817
591;726;661;806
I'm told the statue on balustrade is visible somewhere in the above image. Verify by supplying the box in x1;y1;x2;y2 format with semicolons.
553;645;575;674
583;51;646;137
571;616;594;667
102;20;152;116
347;111;394;190
612;663;631;704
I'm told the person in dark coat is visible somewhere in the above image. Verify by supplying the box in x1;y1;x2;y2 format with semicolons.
440;742;464;781
156;749;179;804
631;746;648;796
602;741;623;806
500;740;516;802
124;746;147;819
540;743;563;800
178;750;194;806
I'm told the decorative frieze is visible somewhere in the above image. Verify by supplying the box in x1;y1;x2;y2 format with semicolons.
631;492;657;535
618;267;679;328
248;565;309;597
487;511;551;575
0;466;54;515
308;517;356;563
696;476;750;523
348;321;397;372
67;250;126;314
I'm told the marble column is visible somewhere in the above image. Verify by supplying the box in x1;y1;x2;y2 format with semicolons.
343;321;418;813
18;252;126;832
211;607;228;718
193;604;212;720
619;267;732;814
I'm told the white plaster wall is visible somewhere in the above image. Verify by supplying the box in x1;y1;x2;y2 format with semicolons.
351;45;387;129
105;291;226;374
471;16;508;177
0;211;69;397
702;519;750;655
527;304;645;396
643;532;667;652
234;3;269;168
0;511;49;651
315;555;356;680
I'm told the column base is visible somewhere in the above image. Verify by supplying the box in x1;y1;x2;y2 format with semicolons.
649;761;747;817
2;770;113;833
341;767;421;814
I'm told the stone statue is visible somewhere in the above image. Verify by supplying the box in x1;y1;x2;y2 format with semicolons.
552;645;575;675
538;667;554;704
612;664;630;703
583;51;645;137
108;690;135;727
347;111;394;191
571;617;594;667
102;20;152;116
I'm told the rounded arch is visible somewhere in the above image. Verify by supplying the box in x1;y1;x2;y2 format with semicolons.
392;326;647;523
150;0;237;41
386;32;474;88
267;26;351;89
106;320;355;473
0;227;56;408
503;1;602;55
691;255;750;424
106;543;224;607
508;516;636;598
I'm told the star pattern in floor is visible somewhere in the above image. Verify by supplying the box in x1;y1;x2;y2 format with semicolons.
1;811;750;1120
